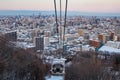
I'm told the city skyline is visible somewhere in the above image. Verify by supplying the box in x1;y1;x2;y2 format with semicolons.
0;0;120;13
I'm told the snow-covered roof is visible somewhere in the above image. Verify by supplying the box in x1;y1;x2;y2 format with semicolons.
99;46;120;54
16;42;35;49
49;38;58;43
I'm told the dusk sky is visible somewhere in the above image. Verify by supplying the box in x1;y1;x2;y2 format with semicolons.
0;0;120;13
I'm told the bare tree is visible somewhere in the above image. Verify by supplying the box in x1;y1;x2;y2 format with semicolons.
0;36;50;80
65;51;119;80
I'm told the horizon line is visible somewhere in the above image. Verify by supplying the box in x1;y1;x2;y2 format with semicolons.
0;10;120;14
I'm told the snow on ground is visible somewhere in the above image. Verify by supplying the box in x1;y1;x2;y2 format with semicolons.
45;75;64;80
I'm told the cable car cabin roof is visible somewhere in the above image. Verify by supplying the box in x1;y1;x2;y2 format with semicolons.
52;58;66;65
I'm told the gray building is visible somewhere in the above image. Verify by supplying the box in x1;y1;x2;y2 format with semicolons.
34;36;44;51
5;31;17;41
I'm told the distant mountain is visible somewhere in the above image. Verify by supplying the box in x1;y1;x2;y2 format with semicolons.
0;10;120;17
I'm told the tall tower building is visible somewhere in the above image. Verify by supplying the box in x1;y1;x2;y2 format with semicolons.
5;31;17;41
34;36;44;51
116;26;120;34
44;37;50;48
116;26;120;41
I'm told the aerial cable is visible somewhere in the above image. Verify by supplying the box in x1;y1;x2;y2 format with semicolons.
60;0;62;26
63;0;68;52
54;0;59;45
60;0;62;43
54;0;68;52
